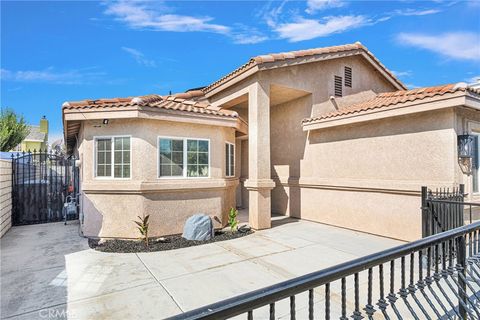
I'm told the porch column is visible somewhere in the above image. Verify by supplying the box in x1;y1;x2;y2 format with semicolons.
244;82;275;230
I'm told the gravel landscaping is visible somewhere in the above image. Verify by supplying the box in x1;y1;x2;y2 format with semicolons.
89;229;254;253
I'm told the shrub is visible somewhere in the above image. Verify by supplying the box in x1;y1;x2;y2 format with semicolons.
0;108;29;152
134;215;150;246
228;208;239;232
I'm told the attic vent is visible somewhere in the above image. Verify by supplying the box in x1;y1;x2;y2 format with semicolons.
345;66;352;88
334;76;343;97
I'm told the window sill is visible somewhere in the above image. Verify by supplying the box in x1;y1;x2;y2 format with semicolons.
82;178;239;193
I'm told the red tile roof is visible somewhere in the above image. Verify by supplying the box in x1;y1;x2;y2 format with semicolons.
303;83;480;124
203;42;406;93
62;94;238;118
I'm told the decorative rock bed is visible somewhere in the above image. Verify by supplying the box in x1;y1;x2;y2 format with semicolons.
88;229;253;253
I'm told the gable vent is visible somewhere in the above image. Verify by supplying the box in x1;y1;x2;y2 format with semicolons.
345;66;352;88
334;75;343;97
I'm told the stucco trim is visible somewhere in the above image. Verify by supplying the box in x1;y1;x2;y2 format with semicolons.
273;176;456;196
303;95;467;131
82;178;239;193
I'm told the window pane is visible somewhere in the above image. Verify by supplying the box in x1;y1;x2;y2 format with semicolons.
172;151;183;165
187;165;198;177
114;137;123;150
105;151;111;163
114;151;122;164
160;154;172;166
187;152;197;165
98;152;105;164
122;137;130;150
123;151;130;164
97;140;104;150
123;165;130;178
114;165;122;178
198;152;208;165
160;165;172;176
97;165;105;177
105;164;111;176
172;164;183;176
160;139;171;153
198;140;209;152
172;140;183;152
198;165;208;177
187;140;198;152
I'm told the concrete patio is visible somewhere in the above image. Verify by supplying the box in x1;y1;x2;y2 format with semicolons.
0;217;404;319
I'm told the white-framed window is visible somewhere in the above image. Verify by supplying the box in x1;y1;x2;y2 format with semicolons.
225;142;235;177
158;137;210;178
94;136;131;179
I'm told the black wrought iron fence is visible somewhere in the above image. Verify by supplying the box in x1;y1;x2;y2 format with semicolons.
167;222;480;320
422;185;480;238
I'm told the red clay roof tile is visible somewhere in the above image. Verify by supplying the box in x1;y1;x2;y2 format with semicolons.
302;83;480;124
62;94;238;119
202;42;405;94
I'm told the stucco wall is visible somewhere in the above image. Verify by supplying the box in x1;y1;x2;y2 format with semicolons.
0;160;12;237
77;118;238;238
271;105;457;241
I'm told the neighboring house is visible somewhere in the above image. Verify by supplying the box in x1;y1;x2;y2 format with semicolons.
15;116;49;152
62;42;480;241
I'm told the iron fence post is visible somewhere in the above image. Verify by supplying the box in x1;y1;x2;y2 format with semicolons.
422;186;429;238
459;184;465;227
457;234;467;319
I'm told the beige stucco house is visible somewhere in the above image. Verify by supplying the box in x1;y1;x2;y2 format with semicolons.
63;42;480;241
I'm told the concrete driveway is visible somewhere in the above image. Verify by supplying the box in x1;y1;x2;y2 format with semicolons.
1;217;403;320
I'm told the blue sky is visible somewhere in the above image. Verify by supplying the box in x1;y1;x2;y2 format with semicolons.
1;0;480;140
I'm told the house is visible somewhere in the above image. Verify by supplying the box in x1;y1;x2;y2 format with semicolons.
15;116;49;152
62;42;480;241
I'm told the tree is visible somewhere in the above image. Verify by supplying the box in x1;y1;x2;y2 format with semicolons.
0;108;30;151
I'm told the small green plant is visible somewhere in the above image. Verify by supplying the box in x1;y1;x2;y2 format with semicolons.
134;215;150;246
228;208;239;232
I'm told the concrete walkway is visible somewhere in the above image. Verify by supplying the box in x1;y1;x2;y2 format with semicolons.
1;217;403;319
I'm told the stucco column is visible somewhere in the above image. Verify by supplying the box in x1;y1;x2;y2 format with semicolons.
244;82;275;229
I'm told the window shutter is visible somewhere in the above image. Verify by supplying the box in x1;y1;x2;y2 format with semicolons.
334;76;343;97
345;66;352;88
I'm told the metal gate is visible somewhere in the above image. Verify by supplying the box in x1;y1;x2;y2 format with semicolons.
11;151;78;225
421;185;465;237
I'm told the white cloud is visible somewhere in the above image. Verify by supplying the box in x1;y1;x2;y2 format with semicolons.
0;67;106;85
397;32;480;62
305;0;346;14
394;8;441;16
466;75;480;84
104;1;229;34
275;15;369;42
121;47;156;67
104;1;268;44
391;70;413;78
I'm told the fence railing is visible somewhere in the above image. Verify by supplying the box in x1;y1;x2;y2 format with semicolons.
167;222;480;320
422;185;480;238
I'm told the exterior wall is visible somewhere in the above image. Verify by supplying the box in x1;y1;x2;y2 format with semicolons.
265;55;397;114
77;118;237;238
0;160;12;237
297;109;456;241
21;141;45;152
214;55;398;214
